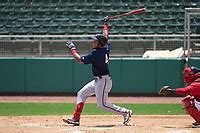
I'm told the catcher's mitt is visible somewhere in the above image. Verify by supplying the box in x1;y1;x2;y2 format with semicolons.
158;86;171;95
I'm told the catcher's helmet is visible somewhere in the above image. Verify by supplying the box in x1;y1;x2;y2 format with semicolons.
91;34;108;47
183;66;200;84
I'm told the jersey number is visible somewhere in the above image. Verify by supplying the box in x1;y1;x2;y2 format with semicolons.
105;54;109;63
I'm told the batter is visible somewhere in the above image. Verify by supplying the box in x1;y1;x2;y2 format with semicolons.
63;17;132;126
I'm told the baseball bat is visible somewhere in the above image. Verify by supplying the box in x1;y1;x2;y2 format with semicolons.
108;8;146;20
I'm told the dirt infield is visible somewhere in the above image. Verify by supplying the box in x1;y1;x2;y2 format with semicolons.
0;115;199;133
1;96;200;133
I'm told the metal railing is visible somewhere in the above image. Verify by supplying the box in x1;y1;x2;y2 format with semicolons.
0;34;199;57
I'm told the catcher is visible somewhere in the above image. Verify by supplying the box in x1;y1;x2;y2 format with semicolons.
159;66;200;128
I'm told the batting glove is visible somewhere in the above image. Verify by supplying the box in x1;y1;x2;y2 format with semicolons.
66;41;76;50
103;16;110;24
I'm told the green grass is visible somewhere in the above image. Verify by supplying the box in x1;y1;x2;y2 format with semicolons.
0;103;186;116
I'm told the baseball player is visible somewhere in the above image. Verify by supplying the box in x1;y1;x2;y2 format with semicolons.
62;17;132;126
159;66;200;128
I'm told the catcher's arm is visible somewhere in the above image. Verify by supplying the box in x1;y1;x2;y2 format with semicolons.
158;86;176;96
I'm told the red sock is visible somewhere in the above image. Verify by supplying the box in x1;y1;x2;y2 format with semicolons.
73;102;84;120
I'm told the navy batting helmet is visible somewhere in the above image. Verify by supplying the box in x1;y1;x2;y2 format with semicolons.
91;34;108;47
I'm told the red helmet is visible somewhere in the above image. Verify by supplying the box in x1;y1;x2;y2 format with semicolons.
183;66;200;84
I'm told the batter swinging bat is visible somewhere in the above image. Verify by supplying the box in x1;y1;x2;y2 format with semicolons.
108;8;146;20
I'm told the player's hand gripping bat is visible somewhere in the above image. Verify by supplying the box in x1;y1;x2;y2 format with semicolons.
108;8;146;20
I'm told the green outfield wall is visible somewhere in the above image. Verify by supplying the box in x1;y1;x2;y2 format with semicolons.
0;57;197;94
188;57;200;67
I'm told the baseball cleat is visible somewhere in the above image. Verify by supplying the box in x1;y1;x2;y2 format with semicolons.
192;121;200;128
63;117;80;126
123;110;132;126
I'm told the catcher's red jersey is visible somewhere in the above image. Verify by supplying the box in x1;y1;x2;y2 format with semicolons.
176;78;200;100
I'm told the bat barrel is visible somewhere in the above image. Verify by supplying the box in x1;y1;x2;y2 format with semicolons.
108;8;146;20
130;8;146;15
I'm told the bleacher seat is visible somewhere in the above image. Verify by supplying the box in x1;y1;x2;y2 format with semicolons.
0;29;9;35
6;23;21;29
60;23;77;29
32;28;48;35
42;23;59;29
157;28;174;34
71;17;88;23
121;30;137;34
24;22;40;29
108;29;120;34
114;23;131;29
49;29;66;35
12;28;29;35
0;0;200;35
68;29;84;34
79;23;95;29
35;16;51;22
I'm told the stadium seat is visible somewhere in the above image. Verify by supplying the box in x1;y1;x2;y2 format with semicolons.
0;29;9;35
68;29;84;34
50;0;60;3
108;29;120;34
114;23;131;29
33;0;50;3
82;9;101;16
1;0;8;3
60;23;78;29
157;28;173;34
121;28;138;34
143;15;157;21
0;24;4;28
86;30;100;34
71;17;88;23
139;28;155;34
125;16;141;22
49;29;66;35
14;0;33;3
0;0;200;36
53;17;70;23
42;23;59;29
131;21;145;29
6;23;21;28
17;17;33;25
32;28;48;35
129;26;142;34
24;22;40;29
79;23;95;29
12;28;29;35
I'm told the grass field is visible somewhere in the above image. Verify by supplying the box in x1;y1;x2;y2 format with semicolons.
0;103;186;116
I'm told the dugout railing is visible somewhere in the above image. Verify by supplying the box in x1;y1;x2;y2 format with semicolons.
0;34;199;57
